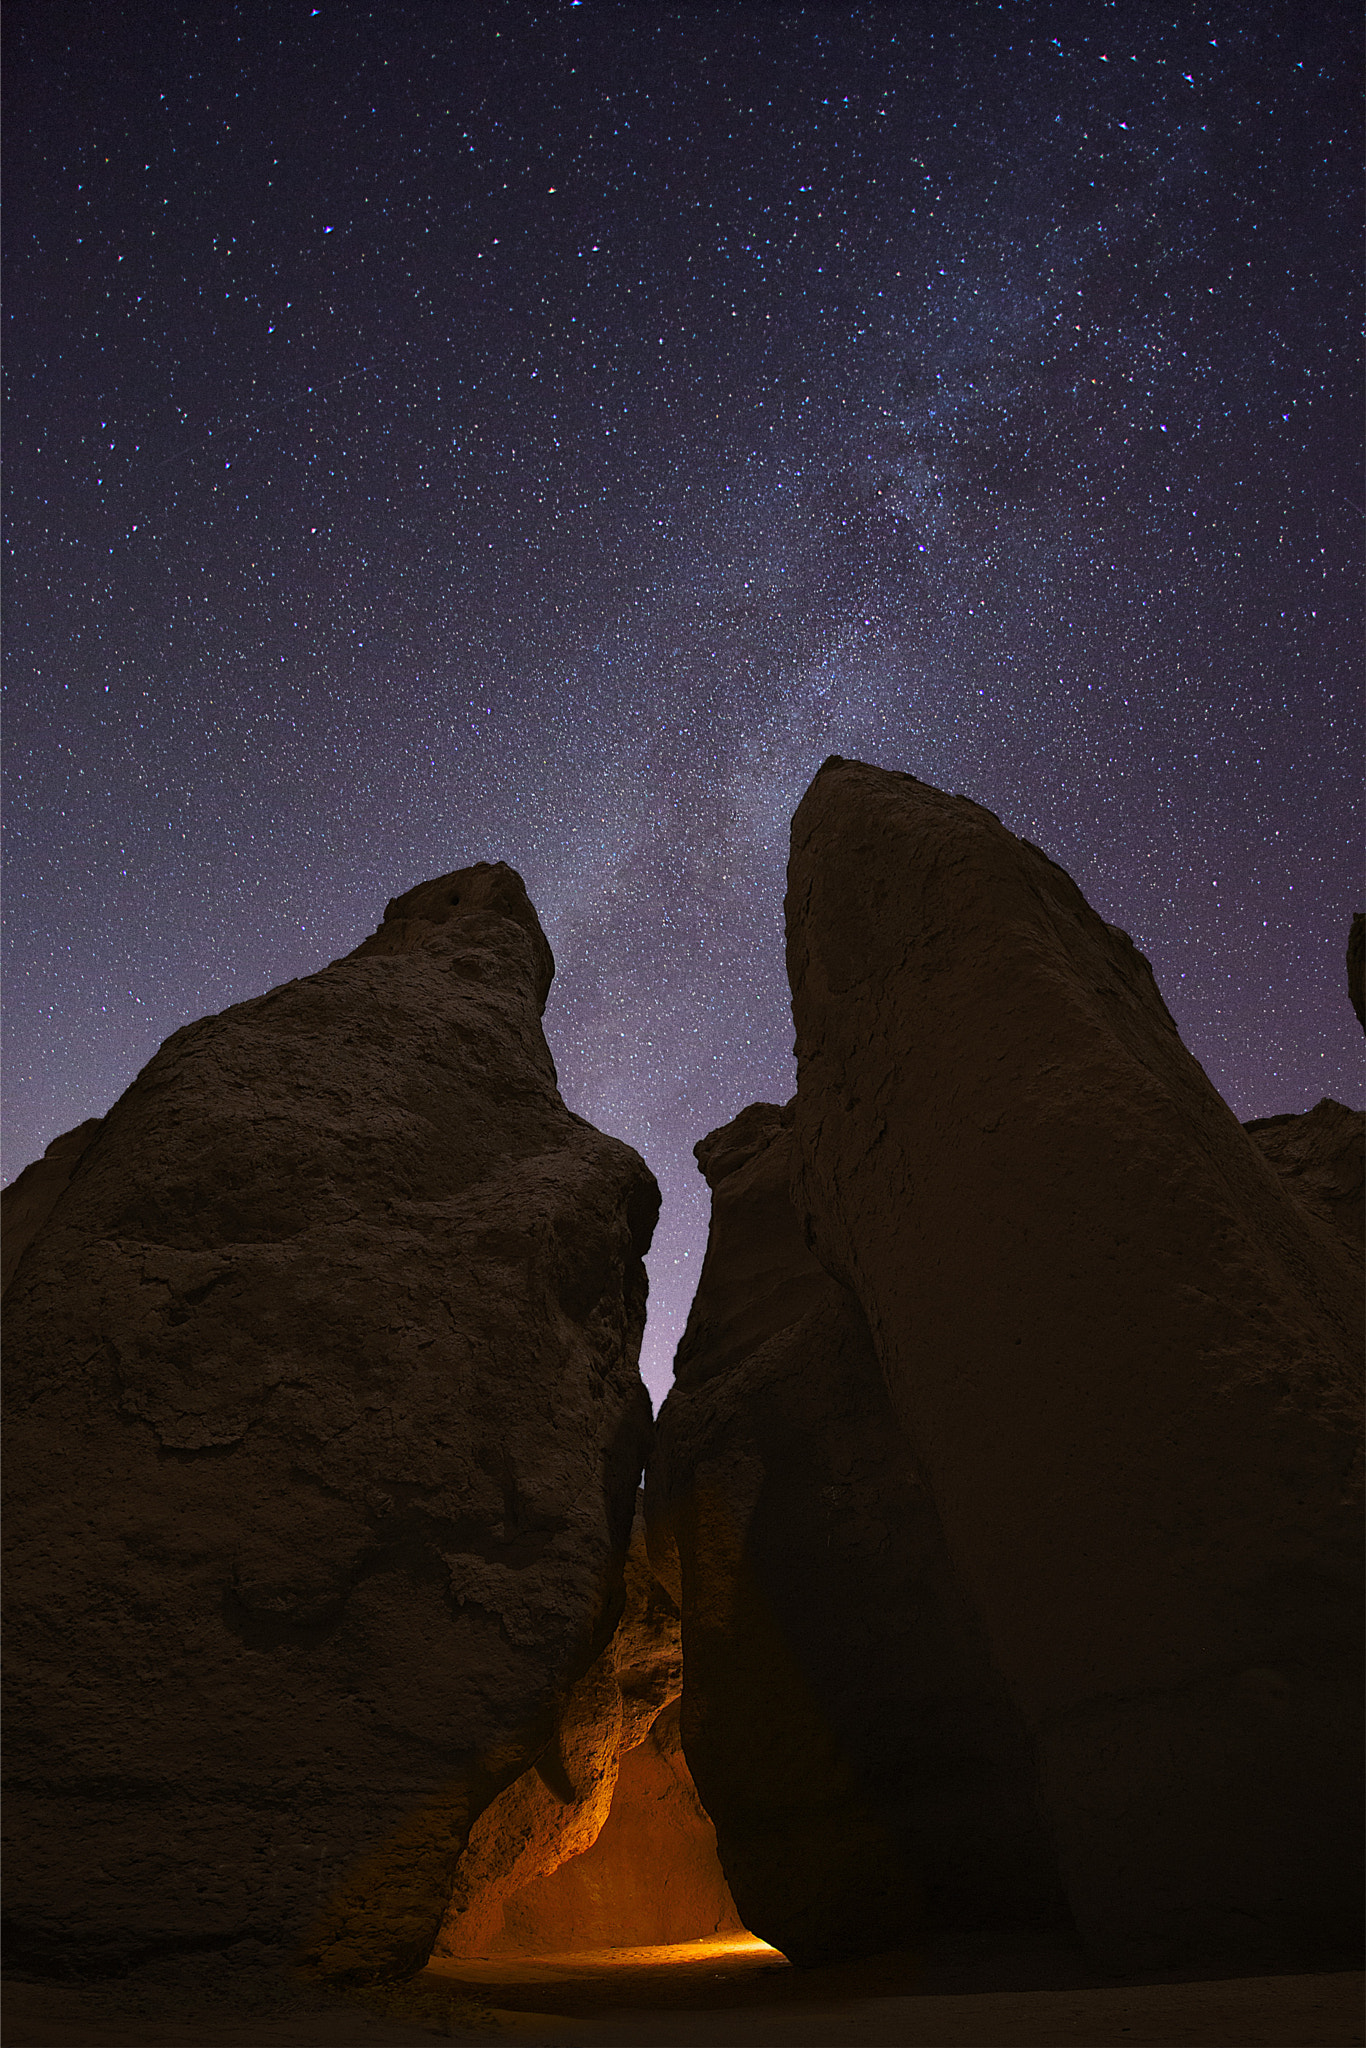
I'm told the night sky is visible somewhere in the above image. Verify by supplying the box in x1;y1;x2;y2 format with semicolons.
5;1;1361;1402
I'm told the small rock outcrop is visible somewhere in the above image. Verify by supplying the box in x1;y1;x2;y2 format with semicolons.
780;759;1362;1973
648;1104;1064;1966
1348;912;1365;1032
2;862;658;1986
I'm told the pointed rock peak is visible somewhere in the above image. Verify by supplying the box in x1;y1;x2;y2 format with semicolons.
2;855;658;1984
781;755;1363;1973
354;859;555;1010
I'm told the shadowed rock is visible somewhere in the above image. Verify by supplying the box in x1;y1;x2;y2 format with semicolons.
783;758;1362;1973
648;1103;1065;1967
2;861;658;1986
0;1117;103;1294
1245;1098;1364;1267
1349;912;1365;1032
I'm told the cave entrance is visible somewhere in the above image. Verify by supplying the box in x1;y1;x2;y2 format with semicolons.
425;1696;780;1981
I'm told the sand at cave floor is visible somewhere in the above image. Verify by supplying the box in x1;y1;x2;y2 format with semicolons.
4;1939;1361;2048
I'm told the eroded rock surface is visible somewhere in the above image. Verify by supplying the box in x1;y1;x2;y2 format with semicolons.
492;1698;743;1953
1245;1098;1364;1266
424;1500;739;1958
1;1116;103;1294
783;758;1363;1972
648;1104;1063;1967
431;1503;687;1960
2;862;658;1986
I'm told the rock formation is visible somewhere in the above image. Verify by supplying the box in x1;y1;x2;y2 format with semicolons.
777;758;1362;1972
490;1697;743;1953
1245;1099;1364;1267
648;1104;1064;1967
0;1115;102;1294
2;862;659;1986
432;1503;740;1957
1348;912;1364;1032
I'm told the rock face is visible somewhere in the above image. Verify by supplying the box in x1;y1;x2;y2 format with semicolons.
0;1116;102;1294
430;1503;682;1959
782;758;1363;1972
1245;1099;1364;1266
648;1104;1064;1967
432;1504;739;1957
492;1697;743;1952
2;862;658;1986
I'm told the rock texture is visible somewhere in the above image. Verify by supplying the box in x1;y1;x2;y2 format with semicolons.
430;1503;739;1957
2;862;658;1986
0;1115;102;1294
1245;1099;1364;1267
782;758;1363;1972
648;1104;1063;1967
492;1697;744;1953
431;1504;685;1959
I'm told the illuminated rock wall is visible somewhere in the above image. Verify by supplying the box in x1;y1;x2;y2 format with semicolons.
492;1700;743;1953
431;1504;719;1961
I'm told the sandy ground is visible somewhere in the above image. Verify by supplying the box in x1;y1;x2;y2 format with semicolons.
4;1937;1361;2047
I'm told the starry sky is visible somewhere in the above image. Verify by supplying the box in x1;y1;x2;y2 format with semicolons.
5;0;1361;1403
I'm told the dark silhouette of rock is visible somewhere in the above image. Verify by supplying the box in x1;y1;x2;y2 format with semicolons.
1245;1099;1364;1266
783;758;1363;1973
2;862;658;1987
668;1103;833;1389
1;1116;103;1294
648;1103;1064;1967
1349;913;1365;1031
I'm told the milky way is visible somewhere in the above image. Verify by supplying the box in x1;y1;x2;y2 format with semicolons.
5;1;1361;1400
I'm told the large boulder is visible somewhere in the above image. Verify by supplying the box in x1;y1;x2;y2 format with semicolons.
2;862;658;1986
784;759;1363;1972
648;1103;1064;1966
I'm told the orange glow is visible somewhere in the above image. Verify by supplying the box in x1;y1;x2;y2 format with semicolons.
429;1932;780;1980
404;1932;788;2039
436;1701;753;1962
